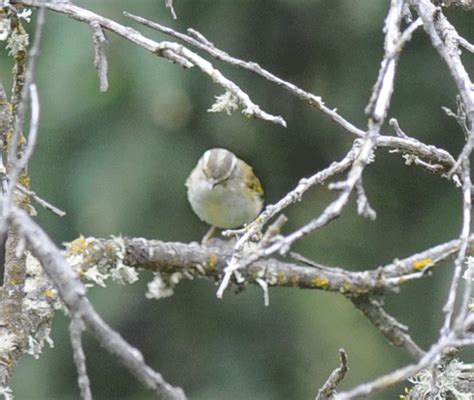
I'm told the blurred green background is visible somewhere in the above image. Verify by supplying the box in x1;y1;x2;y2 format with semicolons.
1;1;473;399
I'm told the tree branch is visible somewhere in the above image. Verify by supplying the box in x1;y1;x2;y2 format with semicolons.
13;0;286;127
10;207;186;400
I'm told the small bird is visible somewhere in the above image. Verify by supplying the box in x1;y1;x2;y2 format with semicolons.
186;148;264;236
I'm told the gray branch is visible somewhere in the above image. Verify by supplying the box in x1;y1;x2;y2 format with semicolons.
315;349;348;400
10;207;186;400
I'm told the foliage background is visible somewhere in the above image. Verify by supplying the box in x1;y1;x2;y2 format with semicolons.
0;1;473;399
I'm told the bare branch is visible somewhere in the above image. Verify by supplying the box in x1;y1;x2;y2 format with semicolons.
124;12;286;126
413;0;474;174
457;36;474;53
89;21;108;93
223;144;358;240
351;295;424;360
70;316;93;400
315;349;349;400
10;2;285;127
16;183;66;216
120;12;458;179
389;117;409;138
217;143;360;297
13;0;193;68
441;161;471;334
335;334;460;399
355;178;376;220
164;0;177;20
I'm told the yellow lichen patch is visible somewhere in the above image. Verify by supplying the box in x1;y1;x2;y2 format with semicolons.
3;131;26;147
342;281;352;293
4;131;12;147
0;355;14;369
17;194;31;211
413;258;434;271
289;274;300;286
67;235;89;256
18;134;26;147
208;253;217;272
312;275;329;289
43;288;56;299
19;173;30;188
0;100;13;112
276;272;287;285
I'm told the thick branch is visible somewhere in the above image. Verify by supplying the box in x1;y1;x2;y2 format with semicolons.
10;207;186;400
70;235;474;296
351;295;424;360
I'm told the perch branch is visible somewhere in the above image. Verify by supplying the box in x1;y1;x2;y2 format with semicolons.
69;234;474;298
10;206;187;400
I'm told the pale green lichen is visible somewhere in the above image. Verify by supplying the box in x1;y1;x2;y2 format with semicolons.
23;252;58;358
207;91;239;115
463;256;474;281
6;29;28;56
17;9;31;23
110;263;139;285
145;272;185;300
0;332;17;355
0;19;10;41
408;359;470;400
0;386;13;400
26;326;54;360
146;273;176;299
65;235;139;288
83;265;109;287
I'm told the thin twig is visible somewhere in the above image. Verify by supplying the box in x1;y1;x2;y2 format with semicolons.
389;118;409;138
355;178;376;220
335;332;462;399
124;12;286;127
217;0;407;297
16;183;66;216
5;6;45;218
457;36;474;53
89;21;108;92
7;82;40;195
70;315;93;400
441;161;471;334
164;0;177;20
217;143;360;298
413;1;474;175
10;2;285;127
446;160;472;332
315;349;349;400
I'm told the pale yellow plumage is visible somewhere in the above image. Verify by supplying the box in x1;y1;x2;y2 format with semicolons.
186;148;264;229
